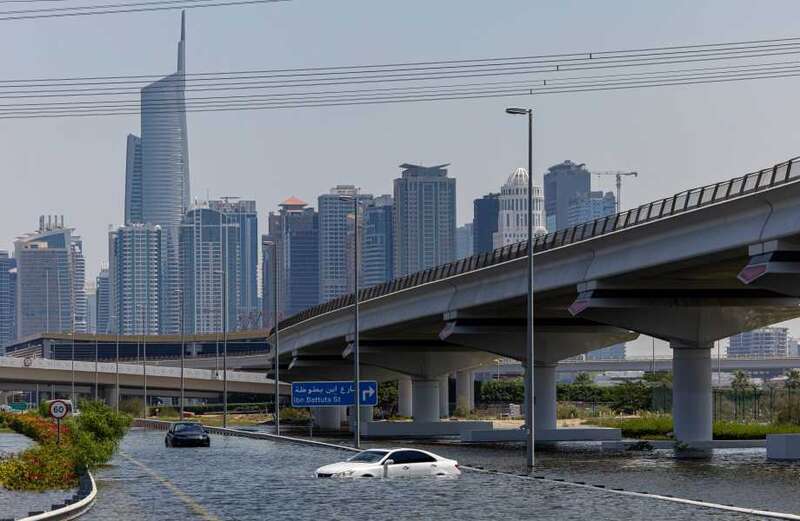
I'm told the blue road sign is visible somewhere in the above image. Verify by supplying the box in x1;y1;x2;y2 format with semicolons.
291;380;378;407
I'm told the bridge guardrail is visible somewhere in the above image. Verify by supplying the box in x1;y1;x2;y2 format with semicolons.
275;156;800;332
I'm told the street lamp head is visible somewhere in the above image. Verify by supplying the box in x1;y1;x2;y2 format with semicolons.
505;107;530;115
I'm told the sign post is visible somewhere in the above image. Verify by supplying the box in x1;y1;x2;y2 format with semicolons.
291;381;378;408
49;399;69;445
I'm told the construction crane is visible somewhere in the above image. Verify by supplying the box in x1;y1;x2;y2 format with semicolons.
593;171;638;213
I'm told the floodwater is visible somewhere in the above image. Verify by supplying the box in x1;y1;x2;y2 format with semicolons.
81;429;778;520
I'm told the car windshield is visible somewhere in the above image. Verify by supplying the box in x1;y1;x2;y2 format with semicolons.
347;450;388;463
174;423;203;433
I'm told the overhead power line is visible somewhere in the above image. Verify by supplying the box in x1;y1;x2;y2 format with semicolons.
2;66;800;119
4;37;800;92
3;36;800;119
0;0;287;20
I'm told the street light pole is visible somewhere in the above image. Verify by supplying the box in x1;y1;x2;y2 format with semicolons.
94;334;99;401
268;241;281;436
114;316;120;412
506;106;535;470
352;194;361;450
222;221;229;429
179;289;185;420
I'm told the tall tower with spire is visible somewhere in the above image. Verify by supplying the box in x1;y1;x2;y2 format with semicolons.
130;11;190;334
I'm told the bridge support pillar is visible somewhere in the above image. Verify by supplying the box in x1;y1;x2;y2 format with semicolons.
313;407;342;431
455;370;474;414
412;379;440;422
535;364;557;431
439;375;450;418
347;406;374;431
672;342;713;450
398;376;412;417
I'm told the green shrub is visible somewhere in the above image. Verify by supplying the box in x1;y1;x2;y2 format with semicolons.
378;381;399;417
278;407;311;424
589;413;673;438
557;402;580;420
479;379;523;402
154;406;179;418
775;396;800;425
119;398;144;417
0;443;77;491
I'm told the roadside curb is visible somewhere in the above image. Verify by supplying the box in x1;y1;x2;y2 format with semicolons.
7;471;97;521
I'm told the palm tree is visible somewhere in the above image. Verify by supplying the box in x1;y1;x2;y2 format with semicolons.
731;370;750;392
785;369;800;390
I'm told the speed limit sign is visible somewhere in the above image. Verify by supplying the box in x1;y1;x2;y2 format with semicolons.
49;400;69;420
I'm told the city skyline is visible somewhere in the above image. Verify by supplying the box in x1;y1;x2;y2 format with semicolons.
5;2;800;356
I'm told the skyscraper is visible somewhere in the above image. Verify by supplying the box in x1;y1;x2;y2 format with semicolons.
472;193;499;255
263;197;319;326
362;195;394;288
138;12;190;334
180;207;240;334
14;216;83;337
318;186;373;303
543;160;591;232
209;198;259;328
567;190;616;227
124;134;143;224
0;252;15;347
456;223;474;259
70;237;87;333
108;224;162;335
493;167;545;249
393;163;456;277
86;284;96;334
95;269;110;335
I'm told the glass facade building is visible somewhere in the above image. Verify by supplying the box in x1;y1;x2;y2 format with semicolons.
543;160;591;232
14;217;84;337
138;13;190;335
108;224;162;335
393;163;456;277
728;327;789;359
361;195;394;288
95;268;110;335
263;197;319;327
180;207;240;334
209;199;259;329
318;186;373;303
472;193;499;255
0;252;15;347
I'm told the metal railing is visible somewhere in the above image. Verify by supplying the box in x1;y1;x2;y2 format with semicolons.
274;156;799;331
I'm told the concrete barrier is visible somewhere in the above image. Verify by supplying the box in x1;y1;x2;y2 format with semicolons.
16;472;96;521
462;427;621;443
361;420;492;438
767;434;800;460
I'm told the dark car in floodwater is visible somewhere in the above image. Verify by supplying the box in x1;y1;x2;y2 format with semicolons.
165;422;211;448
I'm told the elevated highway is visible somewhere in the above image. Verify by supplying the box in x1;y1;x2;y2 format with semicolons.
0;356;283;403
262;156;800;441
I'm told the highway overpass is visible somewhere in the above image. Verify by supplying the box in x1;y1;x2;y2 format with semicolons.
556;357;800;373
261;156;800;441
0;356;283;404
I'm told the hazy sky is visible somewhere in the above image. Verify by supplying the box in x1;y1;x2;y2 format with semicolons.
3;0;800;355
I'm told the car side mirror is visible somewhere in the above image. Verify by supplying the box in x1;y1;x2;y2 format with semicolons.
383;459;394;466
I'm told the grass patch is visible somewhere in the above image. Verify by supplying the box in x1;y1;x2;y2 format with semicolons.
587;414;800;440
0;401;131;491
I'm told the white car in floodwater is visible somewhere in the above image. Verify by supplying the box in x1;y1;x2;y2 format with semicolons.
315;448;461;478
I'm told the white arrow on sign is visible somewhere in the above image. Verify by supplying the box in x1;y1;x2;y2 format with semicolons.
362;386;376;401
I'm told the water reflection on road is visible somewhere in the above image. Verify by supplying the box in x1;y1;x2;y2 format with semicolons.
84;429;770;520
